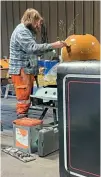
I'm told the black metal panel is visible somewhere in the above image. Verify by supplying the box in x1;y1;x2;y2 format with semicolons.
57;60;100;177
66;78;100;176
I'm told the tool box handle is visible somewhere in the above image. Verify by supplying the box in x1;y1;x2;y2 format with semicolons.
43;124;58;128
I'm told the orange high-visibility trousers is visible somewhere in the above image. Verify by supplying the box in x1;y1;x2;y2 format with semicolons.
11;69;34;118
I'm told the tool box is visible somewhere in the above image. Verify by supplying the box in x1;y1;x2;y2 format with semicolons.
13;118;43;153
38;124;59;157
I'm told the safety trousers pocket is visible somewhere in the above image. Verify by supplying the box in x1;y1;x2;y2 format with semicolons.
16;85;30;100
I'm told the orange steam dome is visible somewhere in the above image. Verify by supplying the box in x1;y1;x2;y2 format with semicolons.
61;34;100;61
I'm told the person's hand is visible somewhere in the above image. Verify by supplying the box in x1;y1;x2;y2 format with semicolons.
39;67;45;75
51;41;67;49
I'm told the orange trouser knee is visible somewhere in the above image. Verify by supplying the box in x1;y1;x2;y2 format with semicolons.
11;69;34;115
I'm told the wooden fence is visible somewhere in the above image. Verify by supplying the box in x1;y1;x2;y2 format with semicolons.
1;1;100;57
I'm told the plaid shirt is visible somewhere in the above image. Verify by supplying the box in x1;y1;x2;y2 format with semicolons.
9;23;53;75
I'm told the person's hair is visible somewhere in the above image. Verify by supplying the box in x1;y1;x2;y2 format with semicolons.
21;8;43;26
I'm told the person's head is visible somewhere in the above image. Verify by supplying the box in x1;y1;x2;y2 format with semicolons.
21;8;43;33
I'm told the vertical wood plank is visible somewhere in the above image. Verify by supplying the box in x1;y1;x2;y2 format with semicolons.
83;1;93;35
74;1;83;34
93;1;100;41
41;1;50;41
1;34;3;58
57;1;67;54
26;1;34;9
57;1;66;41
19;1;27;19
6;1;14;57
50;1;58;42
33;1;41;14
1;1;9;57
13;1;20;28
33;1;42;43
65;1;75;36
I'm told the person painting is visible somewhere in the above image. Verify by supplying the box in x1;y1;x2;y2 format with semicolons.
9;8;67;119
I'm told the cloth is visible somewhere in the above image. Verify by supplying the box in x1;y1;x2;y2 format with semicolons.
9;23;53;75
11;69;34;117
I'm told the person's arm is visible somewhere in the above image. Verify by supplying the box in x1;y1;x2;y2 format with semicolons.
16;29;53;55
16;29;67;55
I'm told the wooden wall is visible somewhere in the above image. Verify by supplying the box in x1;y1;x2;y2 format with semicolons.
1;1;100;58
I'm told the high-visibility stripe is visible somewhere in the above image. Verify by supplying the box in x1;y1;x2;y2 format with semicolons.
17;99;30;104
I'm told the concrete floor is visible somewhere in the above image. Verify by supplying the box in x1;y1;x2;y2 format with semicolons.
1;98;59;177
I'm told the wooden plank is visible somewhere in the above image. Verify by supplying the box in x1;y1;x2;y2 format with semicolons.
1;34;3;58
57;1;66;41
1;1;9;58
12;1;20;28
19;1;27;19
6;1;14;57
26;1;34;9
65;1;75;36
41;1;50;41
83;1;93;35
49;1;58;42
93;1;100;41
74;1;83;34
57;1;67;55
33;1;42;43
33;1;41;14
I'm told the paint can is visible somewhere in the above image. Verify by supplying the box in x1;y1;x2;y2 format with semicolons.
13;118;43;153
